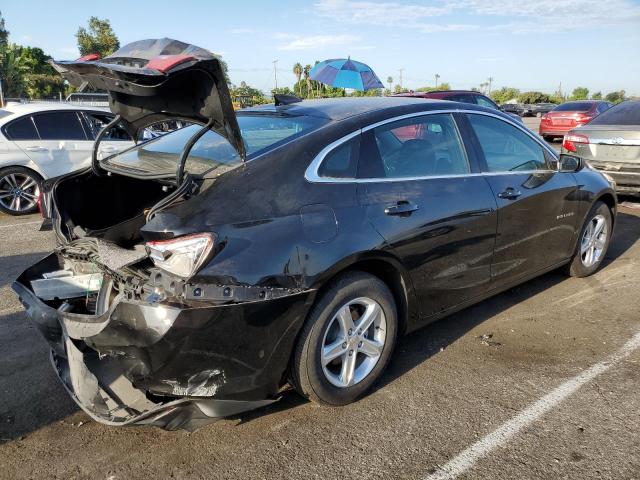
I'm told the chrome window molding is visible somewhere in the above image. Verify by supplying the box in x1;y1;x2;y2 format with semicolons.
305;108;559;184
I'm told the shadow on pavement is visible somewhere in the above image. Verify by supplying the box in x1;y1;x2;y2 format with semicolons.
0;252;49;289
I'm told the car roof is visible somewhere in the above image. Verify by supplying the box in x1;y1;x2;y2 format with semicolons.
0;102;109;118
241;96;463;121
393;90;483;98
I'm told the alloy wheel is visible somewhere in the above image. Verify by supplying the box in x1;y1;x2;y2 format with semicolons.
581;214;607;268
0;172;40;214
321;297;387;388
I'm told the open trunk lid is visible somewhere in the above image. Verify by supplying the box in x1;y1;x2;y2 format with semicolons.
52;38;245;160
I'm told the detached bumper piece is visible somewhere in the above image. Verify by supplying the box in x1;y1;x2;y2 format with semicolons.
55;337;274;431
13;253;313;430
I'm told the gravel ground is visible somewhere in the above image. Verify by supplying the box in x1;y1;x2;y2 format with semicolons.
0;119;638;479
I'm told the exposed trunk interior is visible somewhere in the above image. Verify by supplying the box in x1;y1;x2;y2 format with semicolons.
54;170;172;247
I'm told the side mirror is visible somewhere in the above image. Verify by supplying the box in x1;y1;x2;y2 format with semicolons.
559;154;582;172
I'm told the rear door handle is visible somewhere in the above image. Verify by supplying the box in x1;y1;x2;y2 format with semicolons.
384;200;419;216
497;188;522;200
24;146;46;152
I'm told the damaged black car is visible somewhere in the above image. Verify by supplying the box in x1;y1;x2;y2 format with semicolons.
14;38;617;431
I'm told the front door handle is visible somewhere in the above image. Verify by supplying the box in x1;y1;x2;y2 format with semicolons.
497;188;522;200
24;145;46;152
384;200;419;216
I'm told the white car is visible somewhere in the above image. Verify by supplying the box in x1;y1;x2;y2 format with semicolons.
0;103;134;215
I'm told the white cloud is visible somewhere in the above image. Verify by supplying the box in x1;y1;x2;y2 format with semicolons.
277;34;362;51
314;0;640;33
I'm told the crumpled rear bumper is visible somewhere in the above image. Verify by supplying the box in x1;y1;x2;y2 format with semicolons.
13;253;314;430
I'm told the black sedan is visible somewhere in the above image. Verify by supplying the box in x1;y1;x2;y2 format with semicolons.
14;39;617;430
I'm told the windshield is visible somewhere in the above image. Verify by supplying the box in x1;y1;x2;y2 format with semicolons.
552;102;593;112
588;101;640;126
103;113;327;176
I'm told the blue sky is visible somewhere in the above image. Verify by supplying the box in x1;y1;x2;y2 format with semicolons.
3;0;640;96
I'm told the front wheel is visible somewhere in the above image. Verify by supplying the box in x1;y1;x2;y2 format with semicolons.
291;271;398;406
565;201;612;277
0;167;41;216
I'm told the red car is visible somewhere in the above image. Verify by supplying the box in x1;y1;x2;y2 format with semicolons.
539;101;612;141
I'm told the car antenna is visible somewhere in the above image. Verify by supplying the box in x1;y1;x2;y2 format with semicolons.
274;94;303;106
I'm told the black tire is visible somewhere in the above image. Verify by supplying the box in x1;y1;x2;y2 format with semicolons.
542;135;554;142
0;166;42;216
291;271;398;406
565;201;612;277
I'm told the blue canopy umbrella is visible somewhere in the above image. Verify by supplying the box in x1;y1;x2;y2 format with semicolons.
309;58;384;91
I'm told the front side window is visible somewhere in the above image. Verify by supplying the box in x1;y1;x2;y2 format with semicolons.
467;114;547;172
358;113;469;179
4;116;39;140
33;111;87;140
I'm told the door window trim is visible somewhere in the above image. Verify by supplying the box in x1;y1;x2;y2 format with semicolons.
2;110;91;141
305;109;558;184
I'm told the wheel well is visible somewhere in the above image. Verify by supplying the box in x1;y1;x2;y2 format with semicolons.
597;193;617;225
0;165;44;181
316;259;410;336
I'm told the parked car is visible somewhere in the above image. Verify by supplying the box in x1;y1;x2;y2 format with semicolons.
530;103;557;117
500;103;524;116
539;101;613;141
562;100;640;195
14;39;617;431
0;103;133;215
393;90;523;123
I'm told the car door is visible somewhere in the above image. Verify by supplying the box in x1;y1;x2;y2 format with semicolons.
463;112;579;287
14;111;92;178
357;112;497;319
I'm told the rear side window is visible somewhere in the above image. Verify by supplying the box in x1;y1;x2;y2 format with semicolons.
475;96;499;110
33;112;87;140
318;137;359;179
84;113;131;140
4;116;39;140
358;113;469;179
552;102;593;112
589;101;640;126
468;114;547;172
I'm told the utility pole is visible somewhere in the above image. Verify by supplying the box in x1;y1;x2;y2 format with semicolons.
398;68;404;90
487;76;494;95
272;60;278;91
435;73;440;89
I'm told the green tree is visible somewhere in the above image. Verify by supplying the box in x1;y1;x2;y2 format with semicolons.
230;81;269;107
0;10;8;48
490;87;520;104
0;44;28;97
569;87;589;100
303;64;312;98
416;83;451;93
76;17;120;58
518;91;550;104
293;62;303;95
386;76;393;91
605;90;626;104
591;91;602;100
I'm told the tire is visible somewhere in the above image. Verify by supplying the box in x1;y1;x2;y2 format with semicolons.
291;271;398;406
565;201;612;277
0;167;42;216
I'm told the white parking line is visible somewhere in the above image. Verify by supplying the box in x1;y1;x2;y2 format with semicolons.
0;220;41;229
426;329;640;480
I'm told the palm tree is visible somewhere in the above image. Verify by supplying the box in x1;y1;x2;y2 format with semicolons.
293;62;302;95
386;76;393;91
435;73;440;89
303;64;312;98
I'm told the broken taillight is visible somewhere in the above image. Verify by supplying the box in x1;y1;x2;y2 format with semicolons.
562;133;590;153
77;53;101;62
146;233;215;278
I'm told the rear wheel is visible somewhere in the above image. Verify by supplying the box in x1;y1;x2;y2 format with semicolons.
291;271;398;406
0;167;41;215
565;201;612;277
542;135;554;142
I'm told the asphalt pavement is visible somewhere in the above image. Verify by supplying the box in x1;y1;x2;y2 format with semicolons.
0;118;639;479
